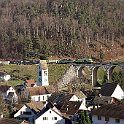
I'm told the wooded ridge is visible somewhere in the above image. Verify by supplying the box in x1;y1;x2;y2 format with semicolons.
0;0;124;61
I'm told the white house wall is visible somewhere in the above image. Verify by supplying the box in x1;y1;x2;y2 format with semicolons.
92;115;124;124
111;85;124;100
69;95;79;101
79;102;87;110
35;108;65;124
6;87;15;95
4;74;11;81
14;105;35;123
6;87;18;102
31;94;51;102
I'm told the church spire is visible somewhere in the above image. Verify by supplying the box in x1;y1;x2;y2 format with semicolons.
37;60;49;86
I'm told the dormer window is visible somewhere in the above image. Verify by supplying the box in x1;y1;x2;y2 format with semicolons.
67;108;68;111
105;117;109;122
43;117;48;120
52;117;57;120
98;115;101;120
115;119;120;123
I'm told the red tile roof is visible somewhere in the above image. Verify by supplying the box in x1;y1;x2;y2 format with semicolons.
25;79;36;87
27;85;56;96
26;79;35;84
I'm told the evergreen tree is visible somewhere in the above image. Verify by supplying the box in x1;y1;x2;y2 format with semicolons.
78;110;91;124
112;71;124;89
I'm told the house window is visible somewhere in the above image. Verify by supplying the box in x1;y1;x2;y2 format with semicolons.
44;71;47;76
38;96;40;101
23;112;32;115
22;117;29;121
52;117;57;120
105;117;109;122
98;115;101;120
39;71;41;76
47;95;49;99
43;117;48;120
115;119;120;123
20;111;23;115
17;117;20;120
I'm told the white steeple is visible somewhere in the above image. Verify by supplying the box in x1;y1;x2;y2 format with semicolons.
37;60;49;86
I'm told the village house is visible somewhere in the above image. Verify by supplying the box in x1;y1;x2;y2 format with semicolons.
93;95;120;109
27;86;56;102
48;91;87;110
74;91;87;107
14;101;44;123
0;85;18;104
35;104;67;124
60;101;84;123
14;91;87;124
0;71;11;81
99;83;124;100
91;103;124;124
35;98;86;124
86;83;124;111
24;79;36;87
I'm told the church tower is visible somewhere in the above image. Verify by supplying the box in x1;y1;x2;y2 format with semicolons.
37;60;49;86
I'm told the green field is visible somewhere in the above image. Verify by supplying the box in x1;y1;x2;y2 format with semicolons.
0;64;70;86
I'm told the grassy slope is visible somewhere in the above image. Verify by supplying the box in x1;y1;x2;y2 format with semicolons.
0;64;70;86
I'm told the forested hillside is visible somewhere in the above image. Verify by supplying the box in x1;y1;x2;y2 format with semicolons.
0;0;124;61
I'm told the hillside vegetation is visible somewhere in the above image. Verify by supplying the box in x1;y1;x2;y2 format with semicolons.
0;0;123;61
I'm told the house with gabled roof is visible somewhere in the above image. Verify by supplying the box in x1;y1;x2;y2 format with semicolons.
91;103;124;124
60;101;83;123
14;91;87;124
0;71;11;81
48;91;87;110
35;100;85;124
93;95;120;108
99;83;124;100
35;104;67;124
14;101;44;124
74;91;87;107
27;85;56;102
24;79;36;87
0;85;18;104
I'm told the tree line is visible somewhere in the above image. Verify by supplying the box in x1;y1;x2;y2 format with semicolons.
0;0;123;60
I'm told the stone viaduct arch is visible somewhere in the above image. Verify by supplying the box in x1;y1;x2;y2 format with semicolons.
92;65;102;87
74;63;124;87
78;66;90;82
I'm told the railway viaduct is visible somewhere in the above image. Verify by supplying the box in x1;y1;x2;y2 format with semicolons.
73;62;124;87
58;62;124;89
